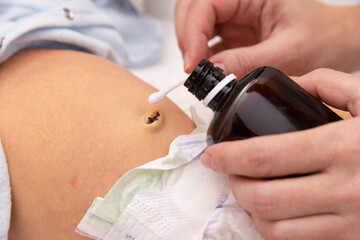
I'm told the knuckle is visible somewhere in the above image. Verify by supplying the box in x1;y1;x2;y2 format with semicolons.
234;52;255;76
334;135;359;161
309;68;334;80
338;176;360;207
210;142;239;173
265;222;289;240
349;96;360;116
221;52;255;78
246;144;273;177
250;186;275;218
330;125;360;169
217;151;234;173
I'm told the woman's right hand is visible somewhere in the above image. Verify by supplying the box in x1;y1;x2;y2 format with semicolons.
175;0;360;77
200;68;360;240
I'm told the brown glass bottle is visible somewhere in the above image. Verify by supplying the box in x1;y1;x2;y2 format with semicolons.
184;59;342;143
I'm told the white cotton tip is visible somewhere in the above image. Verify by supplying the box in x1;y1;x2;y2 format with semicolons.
148;79;186;104
148;91;166;104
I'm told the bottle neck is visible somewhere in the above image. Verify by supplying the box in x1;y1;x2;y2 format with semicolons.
205;76;237;111
184;59;237;111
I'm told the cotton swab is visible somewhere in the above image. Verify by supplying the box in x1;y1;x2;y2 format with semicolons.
148;37;223;104
148;78;186;104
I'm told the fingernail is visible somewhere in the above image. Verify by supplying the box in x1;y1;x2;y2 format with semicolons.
184;51;190;71
201;153;215;170
213;62;227;74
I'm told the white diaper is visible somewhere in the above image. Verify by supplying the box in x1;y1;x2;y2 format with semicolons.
76;130;264;240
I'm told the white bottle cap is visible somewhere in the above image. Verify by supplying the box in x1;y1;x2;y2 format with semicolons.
202;74;236;107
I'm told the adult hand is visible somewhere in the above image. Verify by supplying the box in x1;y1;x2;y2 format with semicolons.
200;69;360;239
176;0;360;77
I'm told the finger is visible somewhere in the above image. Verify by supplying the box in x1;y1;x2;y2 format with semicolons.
229;174;337;221
294;68;360;116
175;0;192;52
181;0;218;72
208;30;306;78
208;24;260;59
182;0;265;73
208;40;225;57
216;23;260;49
201;119;346;178
253;214;346;240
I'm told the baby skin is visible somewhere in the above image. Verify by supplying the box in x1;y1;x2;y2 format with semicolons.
0;49;195;239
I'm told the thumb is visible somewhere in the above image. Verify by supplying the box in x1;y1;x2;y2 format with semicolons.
209;32;301;78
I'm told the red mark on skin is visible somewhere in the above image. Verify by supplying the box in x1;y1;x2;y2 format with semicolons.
69;175;78;188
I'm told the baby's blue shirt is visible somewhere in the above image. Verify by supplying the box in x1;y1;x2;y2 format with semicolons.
0;0;164;67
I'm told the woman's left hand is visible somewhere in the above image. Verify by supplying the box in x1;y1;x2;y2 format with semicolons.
201;68;360;239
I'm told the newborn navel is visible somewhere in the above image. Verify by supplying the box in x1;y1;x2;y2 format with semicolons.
141;110;164;130
146;111;160;124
